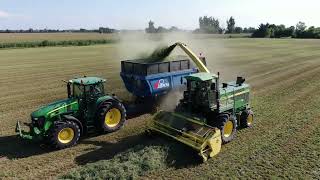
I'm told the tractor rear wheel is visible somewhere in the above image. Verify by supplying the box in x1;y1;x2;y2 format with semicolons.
48;121;81;149
97;101;126;133
240;110;254;128
215;114;237;144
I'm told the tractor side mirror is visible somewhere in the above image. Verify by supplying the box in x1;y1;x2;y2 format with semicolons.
236;77;245;86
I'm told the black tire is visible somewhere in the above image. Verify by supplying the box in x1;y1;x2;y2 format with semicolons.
97;100;126;133
240;109;254;128
48;121;81;149
215;114;237;144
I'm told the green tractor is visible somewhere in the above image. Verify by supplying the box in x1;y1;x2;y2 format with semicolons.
150;72;253;161
16;77;126;149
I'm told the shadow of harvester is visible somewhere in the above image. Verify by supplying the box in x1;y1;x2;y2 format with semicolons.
0;135;50;159
75;133;202;169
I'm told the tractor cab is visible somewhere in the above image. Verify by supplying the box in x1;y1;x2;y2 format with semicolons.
181;72;219;113
67;77;106;99
66;77;109;125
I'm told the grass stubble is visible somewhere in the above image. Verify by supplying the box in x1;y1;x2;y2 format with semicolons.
0;34;319;179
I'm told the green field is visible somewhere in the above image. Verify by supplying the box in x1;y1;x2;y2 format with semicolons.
0;34;320;179
0;33;119;43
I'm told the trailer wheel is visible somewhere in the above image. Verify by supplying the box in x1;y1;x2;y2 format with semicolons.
240;110;254;128
216;114;237;144
48;121;81;149
98;101;126;133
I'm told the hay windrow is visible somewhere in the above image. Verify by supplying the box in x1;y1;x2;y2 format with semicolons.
60;145;170;180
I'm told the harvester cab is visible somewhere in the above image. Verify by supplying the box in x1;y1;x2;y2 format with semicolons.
149;42;254;161
182;73;219;114
16;76;126;149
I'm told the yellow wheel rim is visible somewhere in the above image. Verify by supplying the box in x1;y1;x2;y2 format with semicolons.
247;114;253;125
224;120;234;137
105;108;121;127
58;128;74;144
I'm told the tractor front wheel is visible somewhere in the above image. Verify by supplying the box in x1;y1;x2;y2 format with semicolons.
48;121;81;149
240;109;254;128
98;101;126;133
216;114;237;144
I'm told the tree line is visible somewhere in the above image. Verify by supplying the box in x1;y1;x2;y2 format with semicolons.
1;17;319;39
146;16;256;35
252;22;320;39
145;16;320;39
145;21;183;33
0;27;118;34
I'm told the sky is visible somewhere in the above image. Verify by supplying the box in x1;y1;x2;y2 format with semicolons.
0;0;319;30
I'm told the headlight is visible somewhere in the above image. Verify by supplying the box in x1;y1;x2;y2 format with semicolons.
32;116;45;128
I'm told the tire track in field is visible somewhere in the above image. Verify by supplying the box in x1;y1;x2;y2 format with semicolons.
239;78;320;179
247;53;320;81
251;64;320;93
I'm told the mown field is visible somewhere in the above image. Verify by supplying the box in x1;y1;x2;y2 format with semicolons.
0;33;119;43
0;34;320;179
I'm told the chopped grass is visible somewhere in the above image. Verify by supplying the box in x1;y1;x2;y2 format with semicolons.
60;145;169;180
136;44;177;63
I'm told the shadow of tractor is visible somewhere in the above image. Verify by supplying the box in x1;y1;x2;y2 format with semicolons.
75;133;202;169
0;135;50;159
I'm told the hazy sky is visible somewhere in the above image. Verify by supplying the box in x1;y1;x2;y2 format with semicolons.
0;0;319;30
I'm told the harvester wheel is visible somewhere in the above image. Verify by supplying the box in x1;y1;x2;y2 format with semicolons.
48;121;81;149
216;114;237;144
98;101;126;133
240;110;254;128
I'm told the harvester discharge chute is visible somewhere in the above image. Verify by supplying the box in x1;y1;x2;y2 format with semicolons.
150;111;221;161
148;42;253;161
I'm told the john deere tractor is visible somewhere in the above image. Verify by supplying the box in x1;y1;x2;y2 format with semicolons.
16;77;126;149
149;42;254;161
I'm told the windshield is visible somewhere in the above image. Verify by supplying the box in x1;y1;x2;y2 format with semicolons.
73;84;84;98
72;83;104;98
88;83;104;97
188;80;200;91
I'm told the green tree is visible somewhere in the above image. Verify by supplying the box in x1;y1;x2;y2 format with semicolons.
197;16;221;34
169;26;179;32
296;21;306;32
157;26;168;33
234;27;243;33
226;16;235;33
243;27;256;33
146;20;157;33
252;23;272;38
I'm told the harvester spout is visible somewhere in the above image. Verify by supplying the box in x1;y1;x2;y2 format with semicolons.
150;42;210;73
173;42;210;73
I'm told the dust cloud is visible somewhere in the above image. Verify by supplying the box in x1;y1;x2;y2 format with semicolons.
158;89;184;111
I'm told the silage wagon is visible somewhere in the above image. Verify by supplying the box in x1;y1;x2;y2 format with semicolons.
120;59;198;98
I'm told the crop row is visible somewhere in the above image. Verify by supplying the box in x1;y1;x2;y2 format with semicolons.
0;39;118;49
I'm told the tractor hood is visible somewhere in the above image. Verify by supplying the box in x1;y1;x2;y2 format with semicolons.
31;98;77;118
